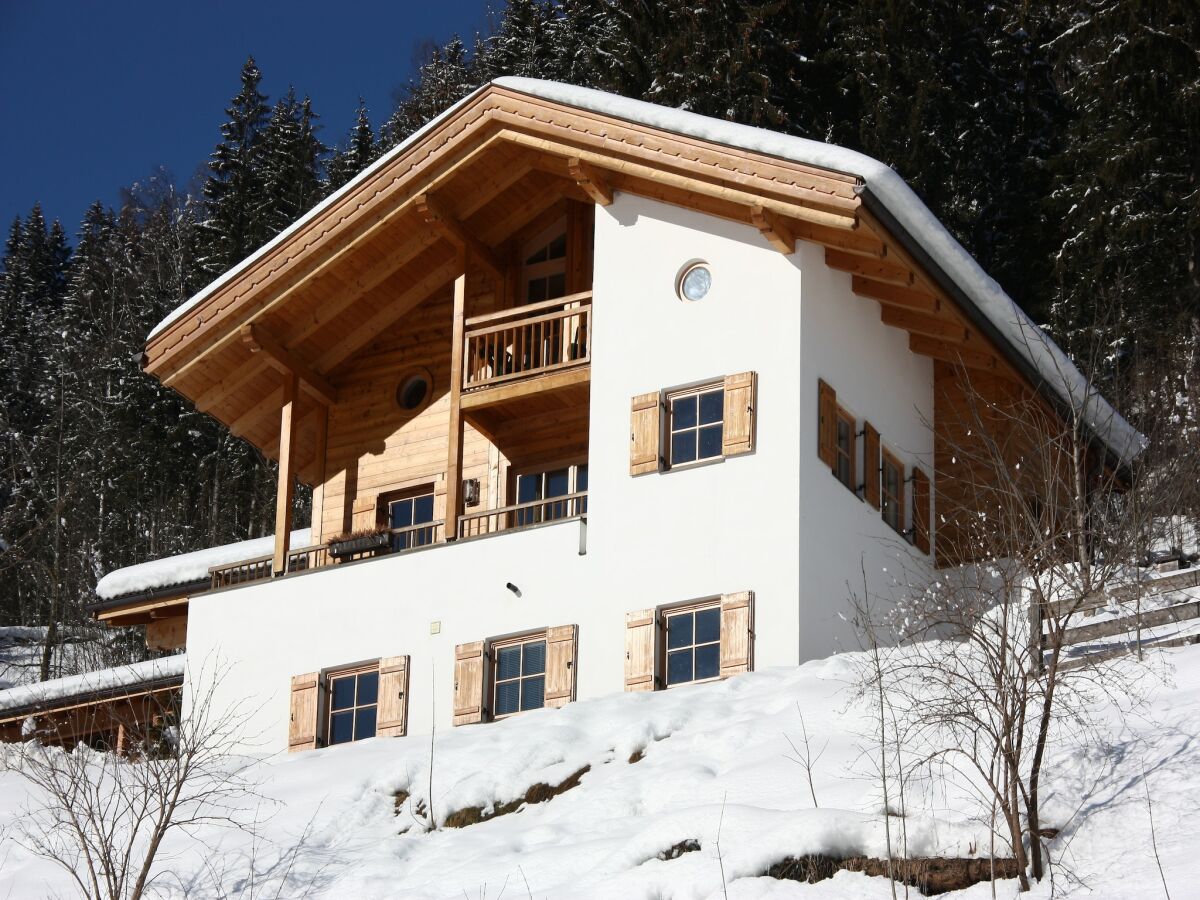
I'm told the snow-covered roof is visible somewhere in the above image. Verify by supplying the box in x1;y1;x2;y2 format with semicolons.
150;78;1142;466
95;528;311;601
0;655;184;717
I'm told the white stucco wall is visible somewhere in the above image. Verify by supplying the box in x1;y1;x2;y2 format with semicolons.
184;193;935;750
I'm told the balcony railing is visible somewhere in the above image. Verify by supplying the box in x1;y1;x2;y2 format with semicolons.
205;497;584;592
462;291;591;391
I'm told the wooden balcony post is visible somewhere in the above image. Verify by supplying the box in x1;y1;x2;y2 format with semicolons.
309;404;328;543
445;263;467;541
273;372;299;574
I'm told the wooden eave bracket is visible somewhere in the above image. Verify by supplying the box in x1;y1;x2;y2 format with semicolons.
241;322;338;406
750;205;796;254
415;192;505;280
567;157;613;206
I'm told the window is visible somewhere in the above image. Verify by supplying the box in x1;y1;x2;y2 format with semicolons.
882;449;905;534
326;665;378;745
835;408;856;493
677;262;712;302
387;489;436;551
668;384;724;467
395;368;433;415
665;604;721;686
492;636;546;718
514;462;587;525
522;221;567;305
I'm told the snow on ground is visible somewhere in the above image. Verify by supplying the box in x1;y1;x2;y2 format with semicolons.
95;528;311;600
1;643;1198;899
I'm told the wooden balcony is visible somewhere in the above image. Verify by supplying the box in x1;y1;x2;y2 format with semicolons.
460;291;591;414
206;493;587;593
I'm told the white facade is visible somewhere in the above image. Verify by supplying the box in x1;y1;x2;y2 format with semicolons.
184;193;935;751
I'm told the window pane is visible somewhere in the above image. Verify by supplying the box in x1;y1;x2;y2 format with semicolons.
699;390;724;425
698;424;723;459
330;676;356;711
356;671;378;706
667;612;693;650
695;607;720;644
496;646;522;681
671;431;697;465
548;233;567;260
837;418;850;450
667;649;693;685
576;464;588;492
355;706;377;740
547;272;566;299
412;494;434;524
390;499;413;529
672;394;697;430
517;473;542;504
329;710;354;745
694;644;720;680
526;245;547;265
527;278;547;304
545;468;570;498
522;640;547;675
837;455;850;486
521;675;545;711
496;680;520;716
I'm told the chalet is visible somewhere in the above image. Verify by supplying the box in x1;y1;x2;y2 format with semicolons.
86;79;1139;754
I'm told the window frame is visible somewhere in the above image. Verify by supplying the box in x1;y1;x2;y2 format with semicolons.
834;406;858;495
665;381;726;471
377;483;438;551
520;217;568;306
489;631;549;720
881;447;906;535
508;458;588;524
324;661;380;747
660;598;723;689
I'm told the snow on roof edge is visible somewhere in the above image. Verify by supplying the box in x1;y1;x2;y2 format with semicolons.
493;77;1144;466
95;528;312;601
0;655;185;717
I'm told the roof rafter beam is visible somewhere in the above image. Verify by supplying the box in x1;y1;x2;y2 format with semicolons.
241;323;338;406
909;334;1014;378
567;157;613;206
852;275;940;314
415;192;504;280
750;205;796;254
825;248;914;287
881;306;970;344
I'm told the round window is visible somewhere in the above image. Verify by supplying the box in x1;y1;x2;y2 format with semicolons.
678;262;712;302
395;369;433;414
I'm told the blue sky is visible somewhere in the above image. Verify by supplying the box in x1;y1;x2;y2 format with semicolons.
0;0;493;236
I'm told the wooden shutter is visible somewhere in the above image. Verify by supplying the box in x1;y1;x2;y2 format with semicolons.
545;624;578;708
863;422;880;509
912;467;931;555
719;591;754;678
630;392;662;475
288;672;320;753
453;641;486;726
376;655;410;737
818;380;837;469
624;608;657;691
722;371;757;457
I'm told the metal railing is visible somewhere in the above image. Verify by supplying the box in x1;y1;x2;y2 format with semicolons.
462;291;592;391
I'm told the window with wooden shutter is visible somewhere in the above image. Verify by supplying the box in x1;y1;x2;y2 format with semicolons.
863;422;880;509
288;671;321;753
719;591;755;678
834;407;856;493
452;640;486;726
624;608;657;691
722;371;757;457
376;655;410;737
630;392;662;475
881;448;905;535
545;624;578;708
912;466;931;555
818;380;837;469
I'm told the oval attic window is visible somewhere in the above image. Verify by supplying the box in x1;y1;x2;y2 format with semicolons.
396;369;432;414
678;262;712;302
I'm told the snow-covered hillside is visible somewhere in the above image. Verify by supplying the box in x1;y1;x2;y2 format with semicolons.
1;643;1196;899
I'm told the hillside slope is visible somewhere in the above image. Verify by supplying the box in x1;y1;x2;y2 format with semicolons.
1;644;1197;899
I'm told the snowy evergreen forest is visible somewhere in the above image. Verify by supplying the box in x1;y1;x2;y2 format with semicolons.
1;0;1197;679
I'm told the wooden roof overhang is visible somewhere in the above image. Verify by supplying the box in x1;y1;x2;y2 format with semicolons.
144;83;1040;476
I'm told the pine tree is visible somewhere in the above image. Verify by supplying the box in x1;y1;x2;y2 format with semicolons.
383;37;478;148
260;88;326;235
199;56;271;274
1048;0;1200;361
326;98;379;191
